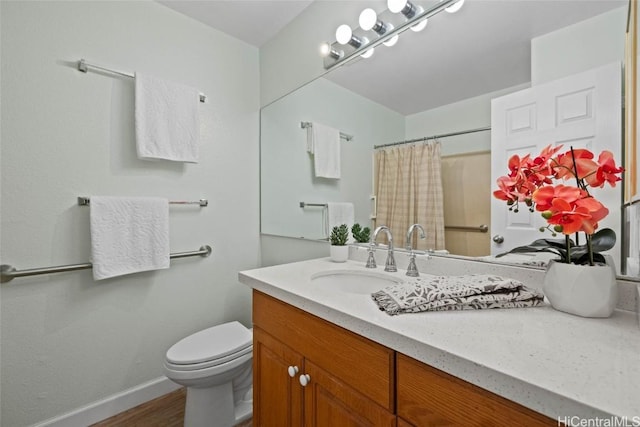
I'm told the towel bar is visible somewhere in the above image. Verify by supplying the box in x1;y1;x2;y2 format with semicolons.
77;197;208;207
300;122;353;141
78;59;207;103
444;224;489;233
300;202;327;208
0;245;212;283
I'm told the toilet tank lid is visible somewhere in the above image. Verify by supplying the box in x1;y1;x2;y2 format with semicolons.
166;321;252;365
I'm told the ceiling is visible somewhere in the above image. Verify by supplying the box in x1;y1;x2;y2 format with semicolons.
159;0;627;115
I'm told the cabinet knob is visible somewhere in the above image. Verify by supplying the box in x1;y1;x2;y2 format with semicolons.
299;374;311;387
287;366;299;378
492;234;504;244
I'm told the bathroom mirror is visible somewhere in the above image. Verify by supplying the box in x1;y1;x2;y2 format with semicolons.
260;0;637;277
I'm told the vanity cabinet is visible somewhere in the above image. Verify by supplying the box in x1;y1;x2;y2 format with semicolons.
252;290;396;427
396;353;555;426
253;290;556;427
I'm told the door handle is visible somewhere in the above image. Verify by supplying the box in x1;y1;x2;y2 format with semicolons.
492;235;504;244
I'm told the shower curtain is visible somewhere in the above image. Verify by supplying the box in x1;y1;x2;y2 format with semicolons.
373;141;445;251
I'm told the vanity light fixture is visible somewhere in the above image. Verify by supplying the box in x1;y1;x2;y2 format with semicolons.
320;42;344;60
322;0;460;70
410;6;427;32
387;0;418;19
359;8;388;35
336;24;367;48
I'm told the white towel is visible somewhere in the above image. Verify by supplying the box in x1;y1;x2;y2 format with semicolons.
90;196;170;280
326;202;354;242
306;122;341;179
135;73;200;163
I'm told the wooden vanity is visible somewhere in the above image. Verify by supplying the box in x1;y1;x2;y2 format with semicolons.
240;257;640;426
253;290;555;426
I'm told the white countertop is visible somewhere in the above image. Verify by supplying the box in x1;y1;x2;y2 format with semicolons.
239;256;640;422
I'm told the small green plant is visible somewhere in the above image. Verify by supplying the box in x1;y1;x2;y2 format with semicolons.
351;223;371;243
330;224;349;246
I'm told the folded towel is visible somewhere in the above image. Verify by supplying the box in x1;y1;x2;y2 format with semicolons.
372;274;544;315
326;202;354;242
90;196;170;280
306;122;340;179
135;72;200;163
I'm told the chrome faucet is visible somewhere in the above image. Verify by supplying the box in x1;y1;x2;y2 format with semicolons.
405;224;426;277
366;225;397;272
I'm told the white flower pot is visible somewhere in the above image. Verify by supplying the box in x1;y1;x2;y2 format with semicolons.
330;245;349;263
543;260;617;318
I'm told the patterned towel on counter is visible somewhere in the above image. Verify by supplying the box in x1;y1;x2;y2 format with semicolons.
371;274;544;315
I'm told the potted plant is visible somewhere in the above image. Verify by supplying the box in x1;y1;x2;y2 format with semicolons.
351;223;371;244
493;144;624;317
329;224;349;262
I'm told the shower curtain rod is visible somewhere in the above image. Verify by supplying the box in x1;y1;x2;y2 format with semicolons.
374;126;491;149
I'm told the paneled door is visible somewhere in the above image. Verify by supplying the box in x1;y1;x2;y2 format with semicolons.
490;62;622;265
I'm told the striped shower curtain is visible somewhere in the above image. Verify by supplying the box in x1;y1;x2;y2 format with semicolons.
373;141;446;251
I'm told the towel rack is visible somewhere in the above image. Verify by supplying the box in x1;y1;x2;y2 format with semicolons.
444;224;489;233
0;245;212;283
300;122;353;141
77;197;208;207
300;202;327;208
77;59;207;103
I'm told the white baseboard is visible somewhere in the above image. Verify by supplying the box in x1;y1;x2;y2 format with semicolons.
30;376;182;427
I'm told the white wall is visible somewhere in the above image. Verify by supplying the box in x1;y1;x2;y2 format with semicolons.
405;84;529;157
0;1;260;425
532;6;627;85
261;77;404;240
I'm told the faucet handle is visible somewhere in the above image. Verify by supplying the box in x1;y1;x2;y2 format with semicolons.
366;246;377;268
406;252;419;277
384;251;397;272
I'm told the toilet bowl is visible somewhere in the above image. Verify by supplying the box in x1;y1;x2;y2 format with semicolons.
164;321;253;427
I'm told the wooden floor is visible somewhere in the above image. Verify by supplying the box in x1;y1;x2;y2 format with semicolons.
92;388;252;427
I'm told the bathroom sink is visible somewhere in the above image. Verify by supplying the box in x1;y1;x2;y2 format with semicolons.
310;270;403;295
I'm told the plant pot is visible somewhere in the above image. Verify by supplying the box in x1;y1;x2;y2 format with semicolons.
543;260;617;318
330;245;349;263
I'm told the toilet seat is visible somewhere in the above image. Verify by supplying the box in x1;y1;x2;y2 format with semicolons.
166;321;252;371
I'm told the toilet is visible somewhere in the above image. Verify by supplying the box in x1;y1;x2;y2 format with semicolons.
164;321;253;427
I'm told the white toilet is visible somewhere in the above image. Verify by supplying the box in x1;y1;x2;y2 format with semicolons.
164;321;253;427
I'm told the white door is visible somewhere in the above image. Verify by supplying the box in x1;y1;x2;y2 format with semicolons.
490;62;622;267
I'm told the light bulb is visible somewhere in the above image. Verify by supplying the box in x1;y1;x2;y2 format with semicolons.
445;0;464;13
361;48;375;59
359;8;377;31
336;24;353;45
383;34;399;47
411;19;428;32
319;43;331;56
387;0;407;14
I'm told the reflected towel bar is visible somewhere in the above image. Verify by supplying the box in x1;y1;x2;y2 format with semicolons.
77;197;208;207
300;122;353;141
0;245;212;283
300;202;328;208
77;59;207;103
445;224;489;233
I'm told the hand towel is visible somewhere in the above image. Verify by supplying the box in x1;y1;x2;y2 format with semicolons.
90;196;170;280
326;202;354;242
372;274;544;315
306;122;341;179
135;72;200;163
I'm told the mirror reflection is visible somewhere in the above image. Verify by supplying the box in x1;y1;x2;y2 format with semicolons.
260;0;635;276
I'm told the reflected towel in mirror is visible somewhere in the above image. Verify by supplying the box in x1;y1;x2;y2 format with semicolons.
306;121;340;179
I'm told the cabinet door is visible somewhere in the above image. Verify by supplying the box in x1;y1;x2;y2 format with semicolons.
253;327;304;427
302;359;396;427
397;354;555;426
